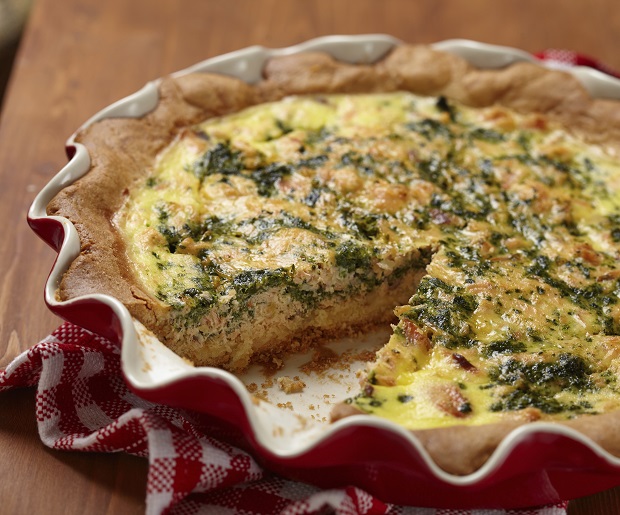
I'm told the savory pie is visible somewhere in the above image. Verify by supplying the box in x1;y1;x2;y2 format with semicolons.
47;44;620;474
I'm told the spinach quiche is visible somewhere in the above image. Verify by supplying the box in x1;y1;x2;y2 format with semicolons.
47;44;620;473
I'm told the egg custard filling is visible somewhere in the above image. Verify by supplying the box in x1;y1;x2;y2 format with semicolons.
116;90;620;430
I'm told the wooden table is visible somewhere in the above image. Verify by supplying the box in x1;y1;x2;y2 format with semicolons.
2;0;620;513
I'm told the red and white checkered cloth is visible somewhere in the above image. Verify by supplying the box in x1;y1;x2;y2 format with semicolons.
534;49;620;78
4;49;616;515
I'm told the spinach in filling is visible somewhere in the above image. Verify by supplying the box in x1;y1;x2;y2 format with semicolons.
403;276;479;349
488;354;597;414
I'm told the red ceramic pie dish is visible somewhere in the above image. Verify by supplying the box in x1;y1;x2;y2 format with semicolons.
28;35;620;509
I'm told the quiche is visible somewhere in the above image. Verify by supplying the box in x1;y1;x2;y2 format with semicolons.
47;44;620;475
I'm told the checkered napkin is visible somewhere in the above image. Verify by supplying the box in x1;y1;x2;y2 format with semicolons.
1;323;568;514
5;49;616;515
534;49;620;78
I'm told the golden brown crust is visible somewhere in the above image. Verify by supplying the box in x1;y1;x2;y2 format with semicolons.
47;43;620;475
260;51;396;95
379;44;472;95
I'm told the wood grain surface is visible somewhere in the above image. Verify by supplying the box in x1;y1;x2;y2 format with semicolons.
1;0;620;513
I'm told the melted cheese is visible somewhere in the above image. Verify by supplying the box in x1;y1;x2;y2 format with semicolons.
116;92;620;428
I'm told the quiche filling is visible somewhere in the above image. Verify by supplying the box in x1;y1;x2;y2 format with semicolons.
116;91;620;429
